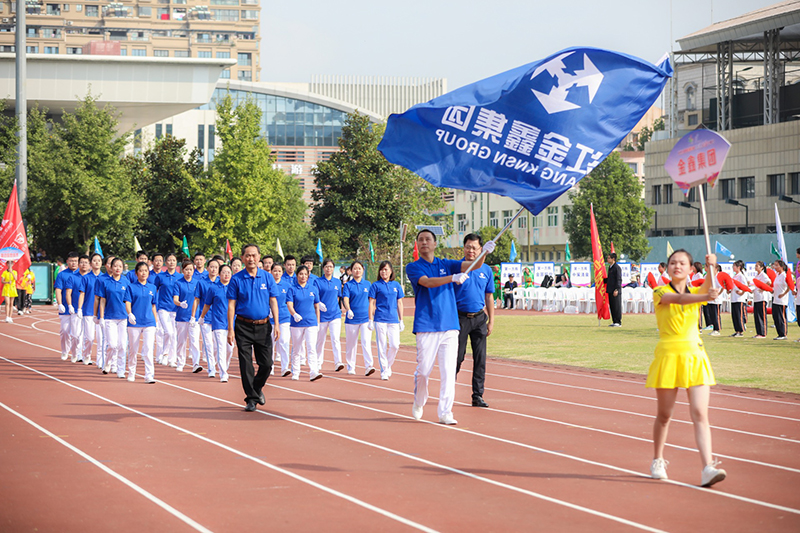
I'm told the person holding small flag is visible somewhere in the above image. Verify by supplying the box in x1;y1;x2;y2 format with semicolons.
771;260;789;341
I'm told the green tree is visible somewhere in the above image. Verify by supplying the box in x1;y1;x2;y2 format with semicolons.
563;152;652;261
311;112;446;259
476;225;515;265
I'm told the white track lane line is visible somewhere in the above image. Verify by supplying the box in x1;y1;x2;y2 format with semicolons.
0;353;439;533
0;351;664;533
0;400;214;533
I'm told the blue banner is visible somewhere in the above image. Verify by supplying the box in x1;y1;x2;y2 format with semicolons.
509;241;517;262
93;236;104;259
316;238;323;262
379;47;672;215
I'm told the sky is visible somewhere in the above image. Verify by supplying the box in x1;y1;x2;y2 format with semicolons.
260;0;779;91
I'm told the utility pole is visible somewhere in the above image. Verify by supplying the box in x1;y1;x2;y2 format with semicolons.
15;2;28;214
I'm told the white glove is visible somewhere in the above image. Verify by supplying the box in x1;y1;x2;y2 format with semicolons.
180;300;188;309
319;302;327;312
58;304;66;313
77;309;83;319
198;316;204;325
292;313;303;323
189;317;196;328
368;320;374;331
128;313;137;325
483;240;496;254
452;273;469;285
99;318;106;328
346;309;354;319
68;305;75;315
399;321;405;332
93;316;99;325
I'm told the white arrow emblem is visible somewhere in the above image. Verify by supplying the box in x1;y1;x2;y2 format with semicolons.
531;52;604;114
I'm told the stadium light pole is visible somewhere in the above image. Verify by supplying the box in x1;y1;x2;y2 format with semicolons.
725;199;749;234
15;0;27;215
678;201;701;235
780;194;800;205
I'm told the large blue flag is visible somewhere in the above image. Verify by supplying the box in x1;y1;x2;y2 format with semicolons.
379;47;672;215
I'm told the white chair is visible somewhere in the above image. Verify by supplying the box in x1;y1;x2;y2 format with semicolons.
563;287;579;310
523;287;537;310
587;289;596;314
576;287;590;313
622;288;636;314
553;289;566;312
633;287;648;313
512;287;526;309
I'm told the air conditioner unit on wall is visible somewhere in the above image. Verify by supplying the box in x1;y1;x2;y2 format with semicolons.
65;20;73;25
469;193;478;202
2;18;9;23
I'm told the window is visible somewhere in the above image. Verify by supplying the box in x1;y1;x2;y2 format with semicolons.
738;226;754;235
663;184;673;205
153;49;168;57
27;27;37;38
26;46;38;53
627;162;637;174
62;3;68;11
207;125;215;161
197;33;212;43
166;124;172;136
685;229;696;236
134;129;142;155
197;51;212;58
0;46;15;52
44;46;58;54
212;9;238;20
173;7;186;20
138;6;151;16
556;252;561;261
157;7;169;18
686;184;707;203
719;178;735;200
237;52;251;66
687;114;699;126
155;124;162;139
42;28;62;38
119;48;127;56
738;177;755;198
662;230;674;237
216;51;230;58
489;211;498;228
502;210;513;226
131;48;146;56
198;125;205;158
237;70;252;81
652;185;661;205
242;9;258;19
768;174;785;197
85;4;98;16
549;252;554;261
791;172;800;196
174;50;189;58
518;216;527;229
108;30;127;41
210;0;238;4
46;3;60;15
685;85;696;110
219;69;230;79
547;206;558;227
457;214;467;232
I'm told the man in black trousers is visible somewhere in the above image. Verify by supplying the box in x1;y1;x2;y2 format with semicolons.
605;253;622;327
227;244;280;412
453;234;495;408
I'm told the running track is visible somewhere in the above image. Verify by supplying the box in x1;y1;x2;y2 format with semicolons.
1;307;799;532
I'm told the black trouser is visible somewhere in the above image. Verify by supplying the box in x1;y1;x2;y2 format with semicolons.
753;301;767;337
702;306;712;328
503;293;514;309
706;303;721;332
234;318;273;403
772;304;787;338
456;312;487;400
608;290;622;324
731;302;745;333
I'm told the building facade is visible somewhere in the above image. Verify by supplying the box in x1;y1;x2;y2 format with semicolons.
0;0;259;82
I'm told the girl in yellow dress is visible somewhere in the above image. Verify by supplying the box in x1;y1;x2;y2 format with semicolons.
2;259;19;323
647;249;727;487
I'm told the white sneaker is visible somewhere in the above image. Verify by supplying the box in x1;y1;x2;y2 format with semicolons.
291;375;299;381
309;372;323;382
365;367;376;376
347;369;356;375
61;352;69;361
412;403;423;420
83;359;92;366
71;354;79;363
380;373;389;381
176;366;184;372
144;377;156;384
701;461;727;487
127;376;135;382
650;458;668;480
439;414;458;425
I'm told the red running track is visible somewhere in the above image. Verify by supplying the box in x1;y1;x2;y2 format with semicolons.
1;307;799;532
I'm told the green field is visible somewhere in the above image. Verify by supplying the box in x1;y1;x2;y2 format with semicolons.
397;313;800;394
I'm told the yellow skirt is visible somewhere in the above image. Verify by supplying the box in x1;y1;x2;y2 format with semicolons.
2;284;17;298
646;338;716;389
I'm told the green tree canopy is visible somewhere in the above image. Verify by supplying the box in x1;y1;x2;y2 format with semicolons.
563;151;652;261
476;225;515;265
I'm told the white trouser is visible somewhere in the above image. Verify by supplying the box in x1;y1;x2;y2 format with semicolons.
156;310;177;363
68;313;83;359
128;327;156;381
316;319;342;370
104;319;127;374
96;318;106;368
291;326;319;377
154;319;165;358
213;329;234;381
414;330;459;420
344;322;373;372
375;322;400;377
59;315;72;356
175;321;200;370
199;322;217;375
273;322;290;374
81;316;96;363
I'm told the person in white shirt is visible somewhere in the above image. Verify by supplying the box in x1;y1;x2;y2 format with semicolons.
771;260;789;340
751;261;770;339
729;260;748;337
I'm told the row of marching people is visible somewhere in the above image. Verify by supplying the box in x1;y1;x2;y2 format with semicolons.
52;250;405;384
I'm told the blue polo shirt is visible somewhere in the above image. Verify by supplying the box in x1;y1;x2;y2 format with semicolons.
369;279;404;323
148;269;160;284
69;271;88;310
173;276;200;322
316;275;342;323
55;268;79;315
286;282;320;328
406;257;462;333
153;270;180;312
227;268;279;321
203;280;230;331
343;278;371;324
78;271;102;316
453;263;495;313
99;276;130;320
270;275;292;325
128;281;157;328
195;276;217;315
194;269;209;282
126;270;139;285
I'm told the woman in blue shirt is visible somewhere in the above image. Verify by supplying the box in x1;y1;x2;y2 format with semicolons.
172;260;201;373
194;259;220;378
200;263;234;382
342;260;374;376
98;258;130;376
126;261;159;383
368;261;405;380
153;253;180;367
270;263;293;377
315;259;344;372
286;265;322;381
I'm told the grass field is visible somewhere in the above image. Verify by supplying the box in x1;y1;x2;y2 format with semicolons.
397;313;800;394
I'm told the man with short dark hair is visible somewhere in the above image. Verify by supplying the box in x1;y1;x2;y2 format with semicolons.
128;250;149;284
262;255;274;272
502;275;517;309
55;252;80;361
227;244;280;412
284;255;297;283
605;253;622;327
453;234;494;408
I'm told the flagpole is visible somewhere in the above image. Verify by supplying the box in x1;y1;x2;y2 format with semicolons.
464;206;525;275
697;185;718;288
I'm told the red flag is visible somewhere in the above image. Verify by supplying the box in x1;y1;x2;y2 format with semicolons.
225;239;233;261
0;182;31;303
590;204;610;321
412;241;419;261
610;241;615;255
